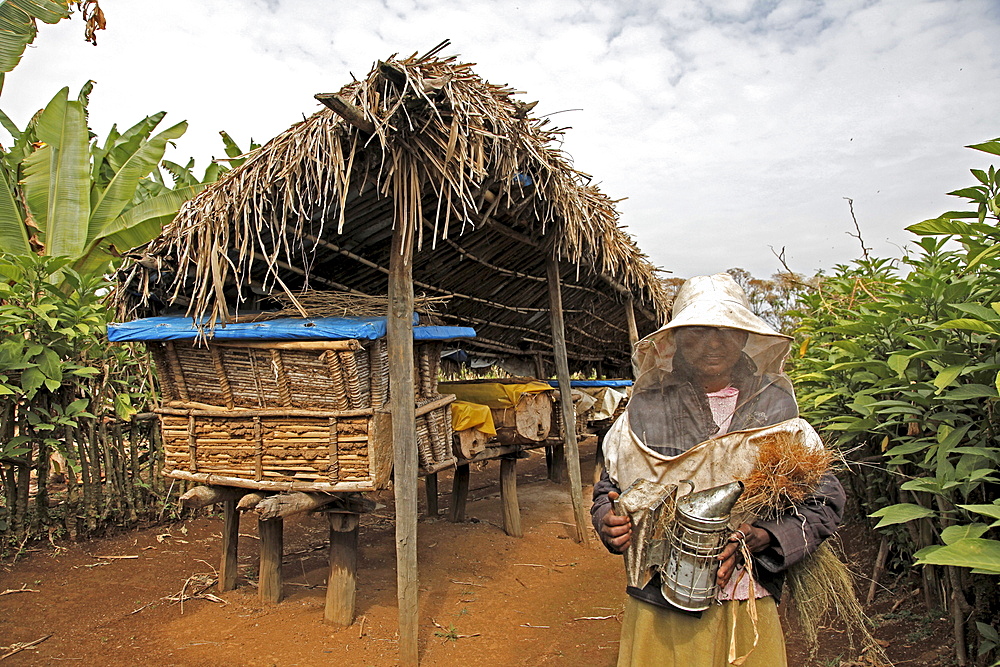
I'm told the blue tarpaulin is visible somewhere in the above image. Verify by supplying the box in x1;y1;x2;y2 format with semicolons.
107;316;476;342
545;379;633;388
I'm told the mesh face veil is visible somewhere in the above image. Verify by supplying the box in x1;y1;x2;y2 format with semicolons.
627;273;798;456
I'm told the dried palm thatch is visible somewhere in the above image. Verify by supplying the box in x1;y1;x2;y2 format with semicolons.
114;42;669;361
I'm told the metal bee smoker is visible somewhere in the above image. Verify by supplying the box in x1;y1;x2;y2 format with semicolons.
660;480;744;612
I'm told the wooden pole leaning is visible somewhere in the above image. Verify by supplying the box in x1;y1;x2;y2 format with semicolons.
546;258;589;545
499;456;522;537
450;463;470;523
425;473;439;517
388;222;419;665
624;294;640;380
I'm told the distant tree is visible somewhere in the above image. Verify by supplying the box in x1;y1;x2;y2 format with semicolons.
726;267;818;335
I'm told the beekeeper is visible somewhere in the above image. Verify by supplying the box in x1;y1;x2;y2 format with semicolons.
592;273;845;666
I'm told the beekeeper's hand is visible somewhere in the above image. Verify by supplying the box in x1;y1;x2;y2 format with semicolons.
716;523;771;587
600;491;632;553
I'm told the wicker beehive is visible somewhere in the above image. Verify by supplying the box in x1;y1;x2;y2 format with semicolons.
149;338;454;491
149;339;444;409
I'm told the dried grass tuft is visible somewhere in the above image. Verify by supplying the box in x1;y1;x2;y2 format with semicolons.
257;290;451;320
787;540;892;666
735;430;836;519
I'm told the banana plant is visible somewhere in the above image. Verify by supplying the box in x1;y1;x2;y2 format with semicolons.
0;0;70;74
0;83;211;279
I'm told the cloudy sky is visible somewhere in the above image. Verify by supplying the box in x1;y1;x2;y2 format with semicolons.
4;0;999;278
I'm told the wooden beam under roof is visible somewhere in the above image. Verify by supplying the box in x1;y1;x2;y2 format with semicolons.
315;93;376;134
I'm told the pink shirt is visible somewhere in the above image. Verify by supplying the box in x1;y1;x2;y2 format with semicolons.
706;385;739;435
706;385;772;601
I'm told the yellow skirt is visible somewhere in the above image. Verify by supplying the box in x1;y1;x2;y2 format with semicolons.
617;596;787;667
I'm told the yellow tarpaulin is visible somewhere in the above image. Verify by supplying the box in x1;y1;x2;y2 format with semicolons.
440;381;553;410
450;401;497;435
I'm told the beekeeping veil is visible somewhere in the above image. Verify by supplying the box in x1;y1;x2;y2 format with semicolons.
626;273;797;456
604;274;819;605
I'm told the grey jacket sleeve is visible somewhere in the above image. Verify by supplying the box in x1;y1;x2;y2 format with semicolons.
592;468;623;554
752;472;846;573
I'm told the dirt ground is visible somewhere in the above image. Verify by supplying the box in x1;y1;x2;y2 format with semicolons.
1;439;957;666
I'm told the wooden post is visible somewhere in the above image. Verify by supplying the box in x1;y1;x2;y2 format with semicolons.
624;294;640;380
546;258;589;544
258;517;283;603
450;463;470;523
219;498;239;592
388;222;419;665
425;472;439;517
548;442;567;483
325;512;360;625
500;456;522;538
533;352;546;379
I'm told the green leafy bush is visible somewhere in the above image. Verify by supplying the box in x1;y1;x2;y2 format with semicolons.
0;253;162;544
792;138;1000;664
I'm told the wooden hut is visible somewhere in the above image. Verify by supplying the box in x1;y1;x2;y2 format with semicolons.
114;42;668;663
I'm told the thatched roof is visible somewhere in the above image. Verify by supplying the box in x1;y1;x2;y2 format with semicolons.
116;44;669;373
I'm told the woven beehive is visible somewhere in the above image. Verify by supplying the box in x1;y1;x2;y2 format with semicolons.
149;338;455;490
148;339;443;409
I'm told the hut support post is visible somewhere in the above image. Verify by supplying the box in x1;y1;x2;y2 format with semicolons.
625;294;640;380
325;512;360;625
219;498;240;592
500;456;522;537
388;223;419;665
425;472;439;517
547;441;566;483
450;463;470;522
546;258;589;544
258;517;283;603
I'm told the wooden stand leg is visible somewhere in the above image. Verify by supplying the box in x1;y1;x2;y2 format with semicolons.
450;463;470;523
593;439;606;485
219;498;239;592
425;472;439;517
548;443;567;483
500;456;522;538
258;517;283;603
325;512;360;625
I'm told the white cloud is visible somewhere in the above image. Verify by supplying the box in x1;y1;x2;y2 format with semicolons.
2;0;998;279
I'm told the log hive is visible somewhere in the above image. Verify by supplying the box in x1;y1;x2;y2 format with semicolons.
455;428;489;460
492;391;552;445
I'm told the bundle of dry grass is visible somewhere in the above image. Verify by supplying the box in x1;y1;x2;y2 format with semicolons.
733;433;889;666
261;291;451;320
735;430;836;519
787;541;892;666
